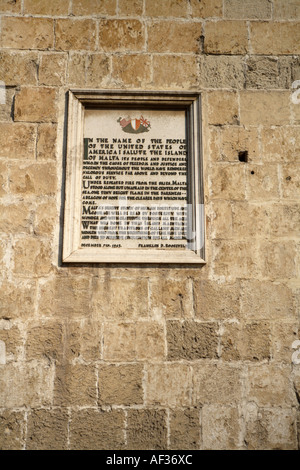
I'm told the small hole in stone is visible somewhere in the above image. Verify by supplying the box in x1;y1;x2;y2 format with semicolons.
286;176;292;181
238;150;248;163
251;170;255;175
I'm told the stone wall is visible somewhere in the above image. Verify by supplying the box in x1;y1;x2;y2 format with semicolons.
0;0;299;450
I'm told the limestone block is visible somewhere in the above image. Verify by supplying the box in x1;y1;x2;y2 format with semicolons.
98;20;144;52
98;364;143;406
204;21;248;54
145;0;188;17
0;411;24;450
250;22;300;55
209;163;246;200
55;19;96;51
146;363;193;407
147;21;201;53
0;0;21;13
72;0;116;16
167;320;218;360
212;239;260;279
112;54;151;87
152;55;198;88
63;319;102;362
39;53;67;86
269;203;300;238
0;123;36;159
206;91;239;125
119;0;143;16
246;364;296;406
37;124;57;160
150;278;193;318
135;322;165;360
103;322;136;361
24;0;69;14
26;320;64;362
126;409;167;450
0;202;31;234
194;280;240;320
26;409;68;450
54;363;97;406
261;127;300;163
70;409;125;450
38;276;91;318
85;54;110;87
202;405;242;450
208;126;259;162
220;321;271;362
259;240;297;279
0;17;54;50
0;52;38;86
240;91;290;126
273;0;300;19
9;163;57;196
13;238;53;277
14;88;57;123
198;55;245;89
271;322;299;363
245;56;287;89
240;280;295;320
0;87;14;121
245;403;298;449
67;53;86;87
0;362;54;408
224;0;272;19
32;201;56;237
0;280;36;320
169;407;200;450
246;164;280;201
0;326;23;362
281;163;300;199
0;162;8;197
192;363;243;405
232;203;270;238
190;0;223;18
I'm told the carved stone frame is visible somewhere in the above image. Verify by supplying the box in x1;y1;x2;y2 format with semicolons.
62;90;205;264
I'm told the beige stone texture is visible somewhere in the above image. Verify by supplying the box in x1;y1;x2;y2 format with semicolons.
194;280;240;320
67;53;86;87
259;240;298;279
224;0;272;19
14;87;57;123
261;127;300;163
169;407;200;450
37;123;57;160
148;21;201;53
0;325;22;362
55;19;97;51
0;0;21;13
245;56;292;90
281;163;300;199
0;362;54;408
135;321;165;360
26;409;68;450
0;87;14;122
212;239;260;279
72;0;116;16
273;0;300;19
0;52;38;86
199;55;245;89
231;203;270;239
145;0;188;17
92;277;148;320
127;409;167;450
9;163;57;196
246;164;280;201
98;364;143;405
98;19;144;52
85;54;110;87
0;202;31;234
240;91;290;126
250;22;300;55
209;163;246;200
24;0;69;15
13;238;53;277
54;363;97;406
0;17;54;50
150;277;193;318
64;320;102;362
207;200;233;240
167;320;218;360
221;321;271;361
0;162;8;197
32;201;56;237
39;53;67;86
202;405;242;449
112;54;151;87
0;123;36;159
0;411;24;450
272;322;299;363
152;55;198;88
70;409;125;450
245;404;298;450
119;0;143;16
0;280;36;320
190;0;223;18
269;203;300;238
26;320;64;363
204;21;248;55
206;91;239;125
208;126;259;162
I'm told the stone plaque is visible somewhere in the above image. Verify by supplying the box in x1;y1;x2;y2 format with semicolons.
62;90;205;263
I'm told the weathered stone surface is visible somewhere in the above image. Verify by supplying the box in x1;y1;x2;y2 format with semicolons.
98;19;144;52
212;239;260;280
0;123;36;159
273;0;300;19
24;0;69;15
14;87;57;123
145;0;188;17
152;55;198;88
209;163;246;200
0;202;31;234
231;203;270;238
271;322;299;363
72;0;116;16
167;320;218;360
98;364;143;405
0;87;14;122
0;17;54;50
0;280;36;320
64;320;102;362
0;52;38;86
54;363;97;406
55;19;96;51
221;321;271;361
206;91;239;125
245;56;288;89
148;21;201;53
0;0;21;13
224;0;272;19
259;240;297;279
199;55;245;89
146;364;193;407
85;54;110;87
0;162;8;197
202;405;242;449
240;91;290;126
204;21;248;54
194;280;241;321
26;320;64;363
112;54;151;87
281;163;300;199
13;238;53;277
169;407;200;450
126;409;167;450
0;325;23;362
190;0;223;18
119;0;143;16
246;164;280;201
39;53;67;86
150;277;193;318
26;409;68;450
261;127;300;162
9;163;57;196
208;126;259;162
67;53;86;87
250;22;300;55
70;409;125;450
135;321;165;360
0;411;24;450
268;203;300;238
208;200;233;240
37;124;57;160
